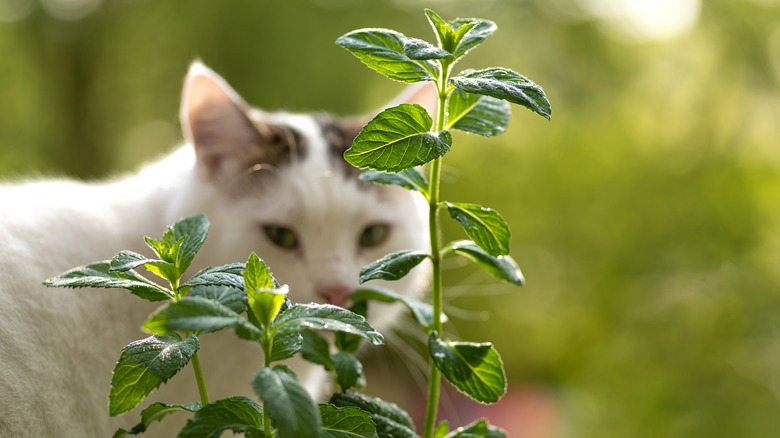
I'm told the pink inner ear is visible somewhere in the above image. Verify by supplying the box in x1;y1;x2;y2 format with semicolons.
180;67;262;178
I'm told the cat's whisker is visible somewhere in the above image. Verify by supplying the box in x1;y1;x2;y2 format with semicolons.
381;328;429;394
442;303;490;322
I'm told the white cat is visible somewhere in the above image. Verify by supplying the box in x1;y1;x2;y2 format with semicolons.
0;62;434;437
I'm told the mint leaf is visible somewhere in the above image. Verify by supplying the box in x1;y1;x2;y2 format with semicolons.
443;240;524;286
179;396;263;438
109;334;199;416
143;296;261;340
170;214;209;274
253;365;320;438
329;392;416;438
301;330;334;370
351;287;446;331
445;202;511;257
113;402;200;437
423;9;495;61
404;37;451;60
336;29;437;83
332;352;364;391
428;332;507;404
320;404;379;438
110;250;179;285
43;261;173;302
182;262;248;291
359;250;430;283
245;253;287;327
447;88;510;137
445;419;506;437
424;9;456;53
434;421;449;438
451;68;551;120
335;301;368;353
189;284;247;313
345;104;451;172
359;169;429;197
272;303;384;345
108;250;157;272
449;18;497;60
270;331;304;362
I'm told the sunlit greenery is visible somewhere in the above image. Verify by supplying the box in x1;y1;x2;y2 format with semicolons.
3;0;780;437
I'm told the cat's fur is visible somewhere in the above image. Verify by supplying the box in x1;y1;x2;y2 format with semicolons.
0;62;434;437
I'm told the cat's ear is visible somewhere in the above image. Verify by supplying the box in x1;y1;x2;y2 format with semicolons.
339;81;440;143
181;62;293;181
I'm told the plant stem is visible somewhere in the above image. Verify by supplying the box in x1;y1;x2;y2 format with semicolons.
190;352;209;407
423;65;450;438
263;330;273;437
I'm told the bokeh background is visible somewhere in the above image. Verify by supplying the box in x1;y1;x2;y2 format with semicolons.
2;0;780;436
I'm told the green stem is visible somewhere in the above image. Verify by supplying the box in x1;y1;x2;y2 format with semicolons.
423;61;450;438
262;330;273;437
190;352;209;407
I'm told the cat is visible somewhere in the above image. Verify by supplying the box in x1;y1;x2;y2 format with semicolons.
0;61;435;437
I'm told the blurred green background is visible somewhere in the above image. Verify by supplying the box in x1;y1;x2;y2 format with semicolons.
2;0;780;436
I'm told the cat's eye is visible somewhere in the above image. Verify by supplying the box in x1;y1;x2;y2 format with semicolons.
263;225;299;250
359;223;390;248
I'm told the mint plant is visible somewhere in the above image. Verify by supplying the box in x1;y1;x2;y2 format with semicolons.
44;214;388;437
336;8;551;437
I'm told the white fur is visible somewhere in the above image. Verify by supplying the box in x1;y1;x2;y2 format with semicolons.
0;62;433;437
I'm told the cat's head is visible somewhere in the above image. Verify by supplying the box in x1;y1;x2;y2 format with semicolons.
170;61;435;330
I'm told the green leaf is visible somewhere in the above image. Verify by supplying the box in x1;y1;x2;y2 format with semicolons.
43;261;173;302
272;304;384;345
445;419;506;437
444;202;511;257
403;37;451;60
113;402;200;437
451;68;551;120
434;421;449;438
345;104;452;172
143;296;261;340
270;331;304;362
335;301;368;354
245;253;287;327
320;404;379;438
109;250;179;284
329;392;417;438
332;352;364;391
108;250;156;272
428;332;507;404
109;334;200;416
336;28;437;83
351;287;446;331
443;240;524;286
253;365;320;438
359;250;430;283
179;397;264;438
301;330;335;370
424;9;455;53
182;262;248;291
423;9;495;61
447;88;510;137
170;214;210;274
189;284;247;314
449;18;497;60
359;169;429;198
143;233;184;268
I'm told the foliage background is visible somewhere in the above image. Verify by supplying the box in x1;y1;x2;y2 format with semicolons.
2;0;780;436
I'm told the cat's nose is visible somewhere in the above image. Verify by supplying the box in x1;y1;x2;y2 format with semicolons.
316;285;352;308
